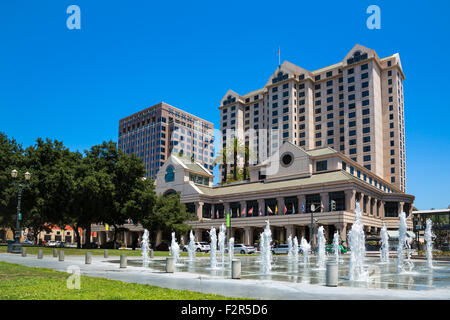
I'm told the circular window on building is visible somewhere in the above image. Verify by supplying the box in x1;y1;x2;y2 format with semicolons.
281;152;294;167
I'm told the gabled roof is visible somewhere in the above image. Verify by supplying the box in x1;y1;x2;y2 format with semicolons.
171;155;213;176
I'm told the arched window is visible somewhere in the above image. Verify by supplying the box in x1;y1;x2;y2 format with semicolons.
165;166;174;182
163;189;177;197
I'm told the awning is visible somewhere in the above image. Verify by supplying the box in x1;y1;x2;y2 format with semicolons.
386;230;416;239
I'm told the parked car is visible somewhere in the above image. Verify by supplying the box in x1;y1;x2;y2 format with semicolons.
271;244;303;255
225;244;256;254
182;242;210;252
325;244;348;254
46;240;64;247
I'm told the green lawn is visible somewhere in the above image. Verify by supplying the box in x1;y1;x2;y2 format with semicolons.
0;261;242;300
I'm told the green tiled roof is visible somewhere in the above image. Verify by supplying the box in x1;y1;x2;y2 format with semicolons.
306;148;337;157
196;171;353;196
184;162;210;175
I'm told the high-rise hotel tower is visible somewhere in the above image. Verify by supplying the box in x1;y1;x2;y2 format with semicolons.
219;45;406;191
119;102;214;179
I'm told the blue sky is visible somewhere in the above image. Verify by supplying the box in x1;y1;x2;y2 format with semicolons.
0;0;449;210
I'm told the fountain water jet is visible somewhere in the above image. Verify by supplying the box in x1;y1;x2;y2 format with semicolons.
218;224;226;266
333;231;340;263
293;236;299;263
397;212;414;273
188;230;196;261
317;226;326;269
348;202;368;281
300;237;311;265
228;237;234;264
287;235;293;262
209;227;217;269
380;224;389;263
141;229;150;268
425;218;434;269
259;220;272;274
169;232;180;265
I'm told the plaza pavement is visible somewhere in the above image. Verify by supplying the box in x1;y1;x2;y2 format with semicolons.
1;253;449;300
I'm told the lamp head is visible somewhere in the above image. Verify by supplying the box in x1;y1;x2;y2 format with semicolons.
24;172;31;181
11;169;18;179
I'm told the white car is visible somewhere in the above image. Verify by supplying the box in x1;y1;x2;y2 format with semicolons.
226;244;256;254
182;242;210;252
46;240;64;247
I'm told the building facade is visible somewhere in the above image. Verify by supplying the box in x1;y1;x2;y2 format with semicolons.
219;44;406;192
118;102;214;179
155;142;414;246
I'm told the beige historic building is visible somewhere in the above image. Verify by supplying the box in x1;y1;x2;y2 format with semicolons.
219;44;406;192
155;141;414;246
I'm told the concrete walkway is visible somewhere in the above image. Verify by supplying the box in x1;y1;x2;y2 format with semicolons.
1;253;449;300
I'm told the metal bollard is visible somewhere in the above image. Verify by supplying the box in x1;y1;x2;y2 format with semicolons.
21;247;27;257
150;249;154;258
166;257;174;273
58;250;65;261
37;249;43;259
326;263;338;287
85;252;92;264
232;259;241;279
53;248;58;257
120;255;127;268
104;250;109;258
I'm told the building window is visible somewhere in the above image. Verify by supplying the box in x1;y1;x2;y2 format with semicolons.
164;166;175;182
316;160;328;172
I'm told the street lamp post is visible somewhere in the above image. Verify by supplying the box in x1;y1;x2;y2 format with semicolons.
9;169;31;254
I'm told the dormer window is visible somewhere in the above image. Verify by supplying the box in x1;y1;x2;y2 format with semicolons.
165;166;175;182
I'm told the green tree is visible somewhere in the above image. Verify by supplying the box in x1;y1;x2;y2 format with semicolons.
0;132;24;232
20;138;75;244
87;141;156;248
141;193;196;247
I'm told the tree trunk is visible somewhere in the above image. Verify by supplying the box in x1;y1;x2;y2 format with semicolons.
233;142;237;181
222;149;227;183
244;146;249;180
85;224;91;247
113;224;118;249
72;225;81;249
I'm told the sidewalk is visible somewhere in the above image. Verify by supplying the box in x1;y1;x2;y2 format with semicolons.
1;253;449;300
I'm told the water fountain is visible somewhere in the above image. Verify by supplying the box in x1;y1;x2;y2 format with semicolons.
209;227;217;269
380;224;389;263
348;202;368;281
141;229;150;268
260;220;272;274
228;237;234;264
169;231;180;265
397;211;414;273
300;237;311;265
425;218;434;269
317;226;326;269
218;224;226;266
188;230;196;261
333;231;340;263
293;236;299;263
287;235;293;261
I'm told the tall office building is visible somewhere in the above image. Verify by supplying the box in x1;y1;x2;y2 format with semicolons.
219;45;406;192
118;102;214;179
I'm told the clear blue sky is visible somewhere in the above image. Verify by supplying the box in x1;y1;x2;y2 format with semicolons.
0;0;449;210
